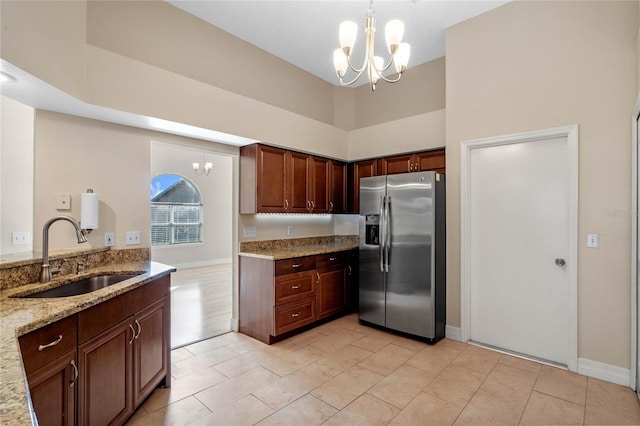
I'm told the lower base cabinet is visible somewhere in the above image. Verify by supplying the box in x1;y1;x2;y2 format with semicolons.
240;251;351;344
19;275;171;426
26;350;77;426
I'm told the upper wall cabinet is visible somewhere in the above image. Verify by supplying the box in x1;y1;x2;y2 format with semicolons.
240;144;346;214
379;148;446;175
347;159;379;214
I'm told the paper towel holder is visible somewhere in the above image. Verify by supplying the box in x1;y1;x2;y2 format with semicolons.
81;188;99;234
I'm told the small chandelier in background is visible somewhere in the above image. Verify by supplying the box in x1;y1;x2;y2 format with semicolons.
193;160;213;176
333;0;410;91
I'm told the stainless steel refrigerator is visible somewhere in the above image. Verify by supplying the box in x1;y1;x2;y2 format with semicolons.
359;171;446;343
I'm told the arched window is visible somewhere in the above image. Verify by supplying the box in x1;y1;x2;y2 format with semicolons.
151;174;202;246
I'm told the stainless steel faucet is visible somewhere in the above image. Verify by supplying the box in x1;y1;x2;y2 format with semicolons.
40;216;88;283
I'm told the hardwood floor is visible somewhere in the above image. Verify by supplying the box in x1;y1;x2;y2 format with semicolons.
170;263;232;349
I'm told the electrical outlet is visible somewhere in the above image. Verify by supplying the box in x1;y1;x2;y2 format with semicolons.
243;227;256;238
125;231;141;246
104;232;114;247
12;231;30;245
287;226;294;236
55;193;71;211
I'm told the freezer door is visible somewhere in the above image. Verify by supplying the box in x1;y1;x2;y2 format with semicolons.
385;172;437;338
359;175;387;327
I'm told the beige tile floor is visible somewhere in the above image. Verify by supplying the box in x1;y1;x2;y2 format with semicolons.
128;314;640;425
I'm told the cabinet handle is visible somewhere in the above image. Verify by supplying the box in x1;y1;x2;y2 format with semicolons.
285;199;289;210
330;257;337;261
291;285;301;289
38;335;62;352
410;164;413;172
291;312;300;318
316;272;320;283
292;263;301;268
129;324;136;344
347;265;353;276
134;319;142;340
329;201;334;212
311;200;315;210
69;360;78;388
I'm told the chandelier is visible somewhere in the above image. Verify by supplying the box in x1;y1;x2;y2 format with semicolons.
333;0;410;91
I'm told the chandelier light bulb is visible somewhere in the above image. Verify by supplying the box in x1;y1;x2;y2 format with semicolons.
204;162;213;173
339;21;358;55
385;19;405;54
192;162;200;172
394;43;411;73
333;49;348;77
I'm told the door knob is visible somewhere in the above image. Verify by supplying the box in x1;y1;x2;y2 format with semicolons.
555;258;566;267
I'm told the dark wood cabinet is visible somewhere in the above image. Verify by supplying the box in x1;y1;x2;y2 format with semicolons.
77;276;170;425
329;160;347;213
19;315;78;426
346;249;359;312
348;159;379;213
240;143;346;214
24;350;77;426
240;144;288;213
309;156;329;213
78;316;134;426
379;148;446;175
240;251;351;344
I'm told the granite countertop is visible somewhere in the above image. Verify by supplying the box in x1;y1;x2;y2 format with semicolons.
238;235;359;260
0;260;176;425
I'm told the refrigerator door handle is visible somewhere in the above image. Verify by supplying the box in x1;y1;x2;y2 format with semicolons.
379;195;386;272
384;196;391;272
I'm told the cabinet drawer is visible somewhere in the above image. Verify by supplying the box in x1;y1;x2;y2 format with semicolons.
19;315;77;375
316;252;347;269
274;297;316;335
275;272;315;305
275;256;315;276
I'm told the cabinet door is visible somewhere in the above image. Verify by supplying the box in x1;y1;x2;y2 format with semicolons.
310;156;329;213
27;350;77;426
346;249;359;312
349;159;378;213
329;160;347;213
78;317;134;426
133;298;169;406
379;153;414;175
256;145;288;212
316;267;347;319
287;151;311;212
414;148;445;173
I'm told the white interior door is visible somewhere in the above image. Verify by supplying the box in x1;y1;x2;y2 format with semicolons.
463;127;577;368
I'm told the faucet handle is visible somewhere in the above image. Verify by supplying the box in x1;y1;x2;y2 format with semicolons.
77;261;86;275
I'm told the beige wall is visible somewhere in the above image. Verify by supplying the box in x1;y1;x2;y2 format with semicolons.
1;1;87;99
446;0;637;368
150;142;234;267
1;97;34;255
238;214;335;243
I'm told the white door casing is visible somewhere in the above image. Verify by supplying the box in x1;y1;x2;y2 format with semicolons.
460;125;578;371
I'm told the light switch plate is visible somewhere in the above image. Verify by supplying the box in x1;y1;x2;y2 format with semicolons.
56;193;71;210
587;233;599;248
125;231;141;246
12;231;30;245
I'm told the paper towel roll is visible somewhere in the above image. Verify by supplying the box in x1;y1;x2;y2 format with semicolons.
81;191;99;230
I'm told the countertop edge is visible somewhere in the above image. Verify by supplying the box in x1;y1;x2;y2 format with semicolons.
238;243;358;260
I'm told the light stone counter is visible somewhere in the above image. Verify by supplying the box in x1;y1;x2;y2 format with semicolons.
238;235;358;260
0;255;175;425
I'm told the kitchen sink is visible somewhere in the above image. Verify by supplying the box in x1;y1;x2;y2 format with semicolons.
19;273;143;298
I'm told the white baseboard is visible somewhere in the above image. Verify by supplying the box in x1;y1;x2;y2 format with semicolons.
445;325;462;341
230;317;239;332
578;358;631;387
170;258;232;270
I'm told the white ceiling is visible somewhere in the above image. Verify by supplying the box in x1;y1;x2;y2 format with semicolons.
168;0;511;86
